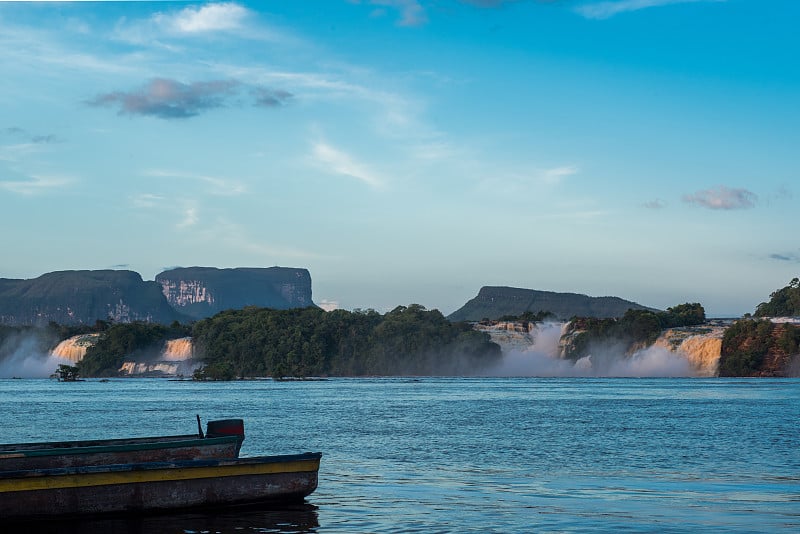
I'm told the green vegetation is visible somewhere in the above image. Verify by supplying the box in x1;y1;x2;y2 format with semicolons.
564;303;706;360
54;364;80;381
497;311;555;323
192;305;500;380
755;278;800;317
719;319;774;376
719;319;800;376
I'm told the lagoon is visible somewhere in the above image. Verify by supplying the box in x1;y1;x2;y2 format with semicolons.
2;378;798;532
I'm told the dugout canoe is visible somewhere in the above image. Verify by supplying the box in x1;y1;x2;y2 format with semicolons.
0;452;322;519
0;419;245;470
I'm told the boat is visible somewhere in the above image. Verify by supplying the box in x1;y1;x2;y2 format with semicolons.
0;418;245;470
0;418;322;519
0;452;322;519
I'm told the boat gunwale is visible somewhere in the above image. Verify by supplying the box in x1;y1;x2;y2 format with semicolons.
0;435;241;460
0;433;209;452
0;451;323;481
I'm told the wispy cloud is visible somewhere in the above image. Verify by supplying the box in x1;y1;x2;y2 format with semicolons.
575;0;726;20
199;217;324;260
363;1;428;27
0;174;72;195
682;185;757;210
311;141;384;188
130;193;166;209
177;205;199;229
541;165;579;185
86;78;294;119
144;169;246;196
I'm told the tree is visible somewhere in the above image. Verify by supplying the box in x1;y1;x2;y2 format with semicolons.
755;278;800;317
54;364;80;382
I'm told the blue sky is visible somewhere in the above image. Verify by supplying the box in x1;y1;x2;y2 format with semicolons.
0;0;797;316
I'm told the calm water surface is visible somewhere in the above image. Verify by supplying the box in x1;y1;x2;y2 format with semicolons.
1;378;798;533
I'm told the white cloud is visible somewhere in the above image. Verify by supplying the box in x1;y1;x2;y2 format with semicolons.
0;174;72;195
153;3;250;34
177;205;199;229
130;193;165;209
311;141;384;188
575;0;725;20
541;165;579;185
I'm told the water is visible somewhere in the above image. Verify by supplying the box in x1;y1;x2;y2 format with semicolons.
1;378;798;532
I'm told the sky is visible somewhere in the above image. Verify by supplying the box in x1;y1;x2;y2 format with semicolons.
0;0;797;317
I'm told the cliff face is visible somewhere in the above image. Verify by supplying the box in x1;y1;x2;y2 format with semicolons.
0;270;180;326
449;286;656;322
156;267;314;320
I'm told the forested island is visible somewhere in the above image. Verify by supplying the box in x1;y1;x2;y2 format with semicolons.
74;305;501;379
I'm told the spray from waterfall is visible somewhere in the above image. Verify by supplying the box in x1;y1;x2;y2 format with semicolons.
0;334;71;379
479;321;723;377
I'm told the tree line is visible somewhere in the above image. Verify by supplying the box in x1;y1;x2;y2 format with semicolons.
73;305;501;379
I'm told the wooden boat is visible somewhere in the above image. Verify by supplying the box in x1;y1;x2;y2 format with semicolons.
0;452;322;519
0;418;245;470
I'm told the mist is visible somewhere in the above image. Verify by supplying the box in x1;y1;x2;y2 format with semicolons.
482;322;698;378
0;331;68;379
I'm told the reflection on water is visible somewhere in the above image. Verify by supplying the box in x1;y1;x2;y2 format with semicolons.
7;504;319;534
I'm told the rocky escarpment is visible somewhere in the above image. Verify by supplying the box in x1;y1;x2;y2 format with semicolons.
719;318;800;377
156;267;314;320
0;270;180;326
449;286;657;322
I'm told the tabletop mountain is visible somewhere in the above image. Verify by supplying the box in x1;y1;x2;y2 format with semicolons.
0;270;180;326
156;267;314;320
448;286;657;322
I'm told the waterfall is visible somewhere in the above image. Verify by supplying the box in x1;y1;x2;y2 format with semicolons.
50;334;100;363
653;326;725;377
118;337;196;376
119;361;199;376
163;337;193;361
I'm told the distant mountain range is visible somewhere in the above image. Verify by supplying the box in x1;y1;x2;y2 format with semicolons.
0;267;314;326
1;269;655;327
447;286;656;322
